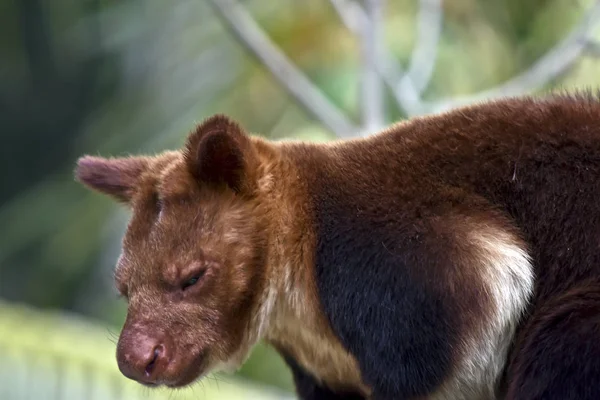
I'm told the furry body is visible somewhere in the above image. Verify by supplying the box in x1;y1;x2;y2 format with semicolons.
279;93;600;399
76;93;600;400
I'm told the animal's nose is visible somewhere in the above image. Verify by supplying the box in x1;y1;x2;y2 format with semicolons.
117;332;169;385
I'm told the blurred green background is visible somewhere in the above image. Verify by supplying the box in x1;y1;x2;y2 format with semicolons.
2;0;600;399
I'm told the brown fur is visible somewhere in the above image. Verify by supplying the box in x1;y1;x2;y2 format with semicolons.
77;116;362;390
258;149;370;395
76;92;600;399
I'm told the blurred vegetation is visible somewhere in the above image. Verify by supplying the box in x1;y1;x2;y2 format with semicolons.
2;0;600;397
0;299;293;399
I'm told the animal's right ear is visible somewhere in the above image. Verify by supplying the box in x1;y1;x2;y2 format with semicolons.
184;114;258;195
74;156;149;203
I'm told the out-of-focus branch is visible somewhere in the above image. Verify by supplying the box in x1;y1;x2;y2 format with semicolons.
330;0;365;34
398;0;443;95
207;0;359;137
329;0;425;116
361;0;385;131
427;0;600;113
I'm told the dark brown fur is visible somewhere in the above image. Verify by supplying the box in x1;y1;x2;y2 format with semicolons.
76;92;600;399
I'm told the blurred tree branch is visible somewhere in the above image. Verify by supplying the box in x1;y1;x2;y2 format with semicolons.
329;0;425;116
207;0;359;137
360;0;385;131
398;0;443;96
208;0;600;137
426;0;600;113
329;0;364;34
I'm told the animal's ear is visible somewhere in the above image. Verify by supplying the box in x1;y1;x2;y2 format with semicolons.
184;114;258;194
75;155;149;203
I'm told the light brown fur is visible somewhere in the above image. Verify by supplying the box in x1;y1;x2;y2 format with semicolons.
76;116;366;392
248;138;370;395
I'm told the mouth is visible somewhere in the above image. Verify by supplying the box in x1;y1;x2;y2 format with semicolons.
164;349;209;389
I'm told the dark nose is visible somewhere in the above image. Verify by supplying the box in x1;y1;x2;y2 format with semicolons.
117;331;169;385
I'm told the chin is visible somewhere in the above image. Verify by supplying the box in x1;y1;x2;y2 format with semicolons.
211;351;250;375
163;351;210;389
165;374;204;389
143;351;246;390
162;368;207;389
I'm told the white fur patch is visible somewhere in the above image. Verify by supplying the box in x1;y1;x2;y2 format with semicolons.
255;281;278;339
433;227;534;400
258;172;274;192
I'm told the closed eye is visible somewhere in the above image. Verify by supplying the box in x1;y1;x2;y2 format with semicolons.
156;197;164;219
181;269;206;290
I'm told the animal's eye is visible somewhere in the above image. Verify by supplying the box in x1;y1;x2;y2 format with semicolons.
182;270;205;290
156;197;164;217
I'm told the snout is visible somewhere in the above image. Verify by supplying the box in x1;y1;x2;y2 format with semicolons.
116;328;171;385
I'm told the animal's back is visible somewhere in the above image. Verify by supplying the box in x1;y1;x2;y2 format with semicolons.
405;93;600;304
284;92;600;399
304;93;600;303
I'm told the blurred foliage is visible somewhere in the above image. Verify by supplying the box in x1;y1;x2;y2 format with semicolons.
0;299;293;399
2;0;600;396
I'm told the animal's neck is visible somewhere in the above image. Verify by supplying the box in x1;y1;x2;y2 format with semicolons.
261;151;318;339
221;143;316;369
260;176;370;396
245;141;370;396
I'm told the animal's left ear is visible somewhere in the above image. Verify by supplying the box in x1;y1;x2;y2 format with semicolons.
184;114;258;194
75;155;150;203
